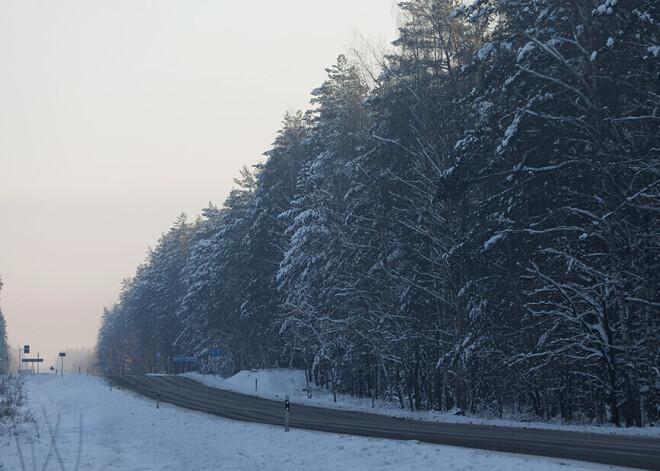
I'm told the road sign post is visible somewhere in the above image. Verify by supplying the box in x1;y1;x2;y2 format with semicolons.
59;352;66;378
209;342;221;366
18;346;29;373
20;345;29;372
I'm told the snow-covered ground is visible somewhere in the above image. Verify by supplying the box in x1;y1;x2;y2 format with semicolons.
0;374;636;470
186;369;660;438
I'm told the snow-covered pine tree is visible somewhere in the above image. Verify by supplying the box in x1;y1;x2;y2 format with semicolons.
344;0;486;411
176;167;258;373
278;55;370;396
457;0;660;425
240;112;309;369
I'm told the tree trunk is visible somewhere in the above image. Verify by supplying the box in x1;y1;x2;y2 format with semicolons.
331;367;337;403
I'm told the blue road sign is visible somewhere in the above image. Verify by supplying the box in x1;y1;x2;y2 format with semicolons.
156;353;162;359
209;348;222;357
172;356;197;362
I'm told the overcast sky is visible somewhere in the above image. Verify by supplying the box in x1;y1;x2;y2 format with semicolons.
0;0;398;368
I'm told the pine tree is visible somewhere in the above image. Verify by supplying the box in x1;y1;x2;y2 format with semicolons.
278;55;370;394
457;0;660;424
239;112;310;368
176;167;258;373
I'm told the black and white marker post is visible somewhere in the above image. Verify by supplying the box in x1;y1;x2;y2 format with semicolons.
284;395;290;432
156;390;160;409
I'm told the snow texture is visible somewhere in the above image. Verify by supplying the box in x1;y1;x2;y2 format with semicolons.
484;233;504;250
0;374;632;470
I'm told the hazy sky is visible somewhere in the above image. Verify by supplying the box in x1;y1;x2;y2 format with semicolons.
0;0;398;368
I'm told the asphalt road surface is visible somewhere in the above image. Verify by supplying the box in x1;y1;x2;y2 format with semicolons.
108;375;660;470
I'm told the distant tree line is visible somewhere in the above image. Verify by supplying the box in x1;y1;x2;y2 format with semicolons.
97;0;659;427
0;276;9;374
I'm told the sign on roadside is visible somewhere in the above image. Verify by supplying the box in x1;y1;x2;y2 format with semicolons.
209;342;221;358
209;348;222;357
172;356;197;362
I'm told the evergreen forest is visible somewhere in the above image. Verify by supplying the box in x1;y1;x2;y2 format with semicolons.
96;0;660;427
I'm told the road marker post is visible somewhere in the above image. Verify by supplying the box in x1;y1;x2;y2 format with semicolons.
284;394;291;432
157;390;160;409
284;395;290;432
110;380;113;391
255;378;258;392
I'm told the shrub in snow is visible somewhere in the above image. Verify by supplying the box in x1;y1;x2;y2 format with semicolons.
0;375;33;432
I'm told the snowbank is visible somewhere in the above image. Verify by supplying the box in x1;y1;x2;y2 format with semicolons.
184;368;309;399
186;369;660;438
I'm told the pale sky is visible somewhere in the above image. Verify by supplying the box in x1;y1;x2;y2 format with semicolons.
0;0;398;369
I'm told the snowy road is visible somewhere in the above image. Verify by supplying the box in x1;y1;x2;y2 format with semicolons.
1;374;632;470
110;375;660;470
